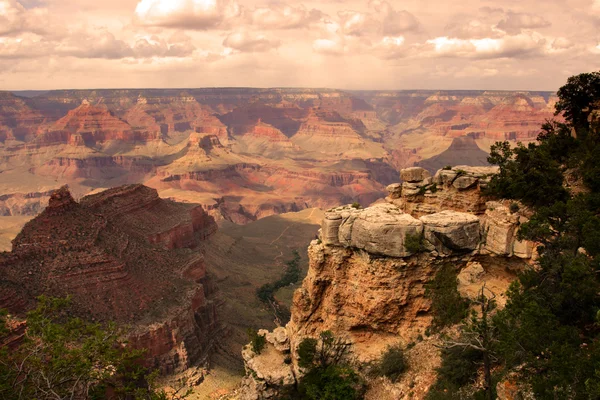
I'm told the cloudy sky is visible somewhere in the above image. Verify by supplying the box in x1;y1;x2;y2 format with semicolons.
1;0;599;90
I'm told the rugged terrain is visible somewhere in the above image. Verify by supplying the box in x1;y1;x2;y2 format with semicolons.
0;184;220;374
0;89;555;227
238;166;535;399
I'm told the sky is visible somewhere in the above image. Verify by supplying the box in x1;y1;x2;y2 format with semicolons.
0;0;599;91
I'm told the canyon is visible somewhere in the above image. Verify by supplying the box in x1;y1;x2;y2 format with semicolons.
0;88;555;235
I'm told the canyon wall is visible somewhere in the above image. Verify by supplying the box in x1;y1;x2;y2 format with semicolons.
0;185;221;374
0;89;555;226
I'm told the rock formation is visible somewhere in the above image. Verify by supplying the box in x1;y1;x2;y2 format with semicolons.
0;88;555;228
0;184;220;374
239;166;534;399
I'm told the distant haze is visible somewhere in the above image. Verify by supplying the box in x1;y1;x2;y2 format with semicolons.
1;0;599;90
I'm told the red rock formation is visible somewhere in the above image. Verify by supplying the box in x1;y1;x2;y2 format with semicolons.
0;184;220;373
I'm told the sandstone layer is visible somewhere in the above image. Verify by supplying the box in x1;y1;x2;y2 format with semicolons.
0;185;220;374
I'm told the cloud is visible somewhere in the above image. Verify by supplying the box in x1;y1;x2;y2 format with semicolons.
134;0;241;30
312;38;346;55
426;32;548;59
0;29;196;60
246;3;323;29
223;31;280;52
496;11;551;34
368;0;419;34
0;0;61;37
375;36;407;59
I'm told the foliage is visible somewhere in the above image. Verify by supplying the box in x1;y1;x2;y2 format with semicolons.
428;288;498;400
247;328;266;355
404;233;426;254
481;71;600;399
426;265;470;330
296;331;363;400
509;202;519;213
351;202;362;209
443;165;453;170
257;250;302;303
300;365;362;400
371;344;408;382
0;296;185;400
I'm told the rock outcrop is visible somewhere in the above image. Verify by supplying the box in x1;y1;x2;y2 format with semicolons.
0;184;220;374
240;165;535;399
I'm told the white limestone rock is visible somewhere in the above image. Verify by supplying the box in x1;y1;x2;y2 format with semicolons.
401;167;431;183
420;211;481;255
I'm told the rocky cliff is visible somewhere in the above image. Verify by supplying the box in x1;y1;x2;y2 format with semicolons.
239;166;534;399
0;184;220;374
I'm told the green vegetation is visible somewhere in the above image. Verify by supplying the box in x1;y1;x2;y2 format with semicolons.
371;344;408;382
404;232;426;254
0;296;188;400
257;250;302;303
351;202;362;209
509;202;520;213
296;331;363;400
426;264;470;331
431;71;600;398
247;328;267;354
443;165;453;170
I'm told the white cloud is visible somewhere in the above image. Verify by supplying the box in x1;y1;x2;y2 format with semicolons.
223;31;280;52
134;0;241;30
246;3;322;30
426;32;548;59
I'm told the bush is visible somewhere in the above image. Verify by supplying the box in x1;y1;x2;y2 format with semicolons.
247;328;266;354
443;165;453;170
404;233;425;254
300;365;362;400
298;337;318;369
373;345;408;382
256;251;302;305
426;344;483;398
509;202;520;213
426;265;470;330
351;202;362;209
296;331;363;399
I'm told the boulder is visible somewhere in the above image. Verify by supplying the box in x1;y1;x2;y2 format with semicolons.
438;169;458;185
420;211;480;255
386;183;402;199
321;213;342;245
400;167;431;183
453;175;479;190
457;261;485;287
402;182;422;196
513;239;534;259
343;203;424;257
483;202;519;256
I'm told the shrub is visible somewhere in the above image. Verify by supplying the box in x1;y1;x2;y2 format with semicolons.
298;337;318;369
373;345;408;382
509;202;520;213
443;165;453;170
404;233;425;254
426;265;470;330
300;365;362;400
247;328;266;354
351;202;362;209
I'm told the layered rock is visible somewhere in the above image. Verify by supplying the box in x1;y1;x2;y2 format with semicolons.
0;184;220;374
388;166;499;216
